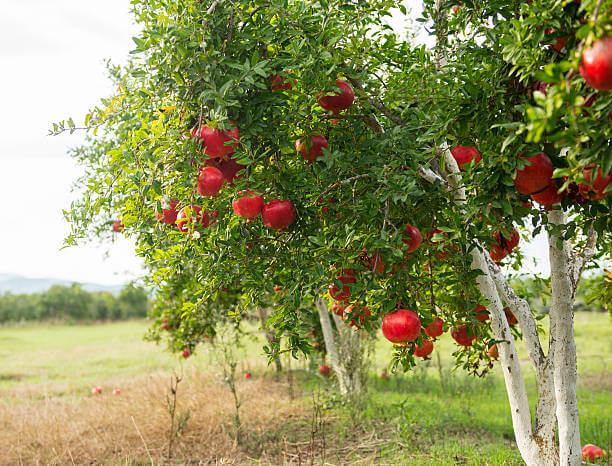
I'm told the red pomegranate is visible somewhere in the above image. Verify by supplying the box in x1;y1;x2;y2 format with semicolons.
176;205;210;233
414;339;434;358
295;134;328;162
486;344;499;359
232;191;264;219
402;223;422;253
504;307;518;326
425;316;444;338
579;166;611;201
580;36;612;91
451;324;477;347
450;145;482;170
262;200;296;229
490;244;509;263
343;305;371;328
582;444;604;462
382;309;421;344
155;199;179;225
329;268;357;302
112;220;124;233
318;79;355;113
331;302;345;317
217;157;246;183
197;166;225;196
319;365;331;376
474;304;490;322
531;181;563;207
181;350;190;358
514;152;553;195
191;122;240;158
271;74;293;92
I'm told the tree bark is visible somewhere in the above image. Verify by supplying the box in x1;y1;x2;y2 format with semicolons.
257;307;282;372
547;210;582;465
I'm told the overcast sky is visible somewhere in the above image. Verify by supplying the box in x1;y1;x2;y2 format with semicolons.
0;1;552;286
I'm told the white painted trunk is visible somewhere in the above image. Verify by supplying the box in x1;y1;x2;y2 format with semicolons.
547;210;582;465
315;298;364;395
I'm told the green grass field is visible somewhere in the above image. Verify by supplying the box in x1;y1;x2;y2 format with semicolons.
0;313;610;464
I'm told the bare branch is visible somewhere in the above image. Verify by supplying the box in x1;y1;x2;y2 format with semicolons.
311;174;371;206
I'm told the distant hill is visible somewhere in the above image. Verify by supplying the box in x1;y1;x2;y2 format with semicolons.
0;274;125;295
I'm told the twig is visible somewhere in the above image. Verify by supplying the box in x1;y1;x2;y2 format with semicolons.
311;174;371;206
131;416;153;464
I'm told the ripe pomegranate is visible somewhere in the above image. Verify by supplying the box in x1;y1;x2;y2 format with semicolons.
582;444;604;462
271;74;293;92
155;199;179;225
514;152;553;195
262;200;296;229
486;344;499;359
191;122;240;158
329;269;357;302
490;244;509;263
197;166;225;196
450;145;482;170
382;309;421;344
232;191;264;219
504;307;518;326
112;389;121;395
580;36;612;91
181;350;190;358
579;166;611;200
245;372;252;379
295;134;328;162
474;304;490;322
112;220;124;233
343;305;371;328
402;223;422;253
331;302;345;316
318;79;354;113
531;181;563;207
161;319;170;331
216;157;246;183
319;365;331;376
414;339;434;358
490;228;519;262
451;324;477;346
176;205;210;233
425;316;444;338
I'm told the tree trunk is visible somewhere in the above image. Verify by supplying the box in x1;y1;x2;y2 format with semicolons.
315;298;365;395
547;210;581;465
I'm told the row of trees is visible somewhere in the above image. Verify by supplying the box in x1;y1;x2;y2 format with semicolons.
0;284;149;323
57;0;610;464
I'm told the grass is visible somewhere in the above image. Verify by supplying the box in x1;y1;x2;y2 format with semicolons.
0;312;610;464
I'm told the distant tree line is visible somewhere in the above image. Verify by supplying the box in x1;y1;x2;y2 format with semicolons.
0;283;150;323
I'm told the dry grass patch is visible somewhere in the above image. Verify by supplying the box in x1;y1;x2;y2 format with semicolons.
1;369;315;465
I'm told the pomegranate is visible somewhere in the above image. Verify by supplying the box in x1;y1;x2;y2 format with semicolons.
232;191;264;219
579;166;611;200
474;304;490;322
318;79;355;113
197;166;225;196
451;324;477;346
382;309;421;344
191;122;240;158
582;444;604;462
450;145;482;170
155;198;179;225
343;305;371;328
402;223;422;253
425;316;444;338
262;200;296;229
295;134;328;162
329;268;357;302
504;307;518;326
181;350;190;358
176;205;210;233
487;344;499;359
531;181;563;207
271;74;293;92
514;152;554;195
580;36;612;91
112;220;124;233
414;339;434;358
319;365;331;376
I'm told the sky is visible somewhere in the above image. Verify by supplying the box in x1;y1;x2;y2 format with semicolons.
0;1;551;286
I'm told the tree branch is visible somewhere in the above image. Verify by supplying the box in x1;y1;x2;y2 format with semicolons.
570;224;598;295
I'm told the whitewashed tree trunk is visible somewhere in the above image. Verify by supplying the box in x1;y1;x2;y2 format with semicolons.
315;297;365;395
547;210;582;465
